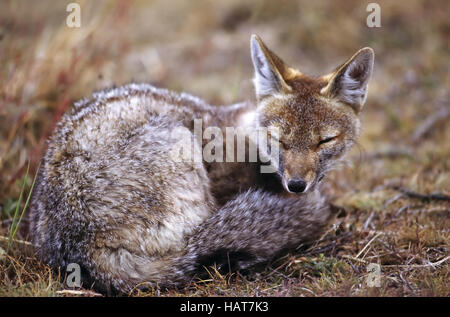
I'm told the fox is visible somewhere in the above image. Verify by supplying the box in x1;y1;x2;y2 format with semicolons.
29;34;374;295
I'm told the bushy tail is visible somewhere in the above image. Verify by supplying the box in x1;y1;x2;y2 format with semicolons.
156;189;332;289
80;189;331;294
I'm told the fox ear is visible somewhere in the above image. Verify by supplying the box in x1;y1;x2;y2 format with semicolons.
250;34;292;99
321;47;374;113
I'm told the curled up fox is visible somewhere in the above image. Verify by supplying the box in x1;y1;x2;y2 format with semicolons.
30;35;374;294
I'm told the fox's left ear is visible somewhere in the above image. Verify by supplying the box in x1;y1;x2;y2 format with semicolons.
321;48;374;113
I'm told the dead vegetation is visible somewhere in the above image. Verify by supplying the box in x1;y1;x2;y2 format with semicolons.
0;0;448;296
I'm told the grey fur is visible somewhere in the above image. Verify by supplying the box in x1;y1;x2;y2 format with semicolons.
30;37;374;294
29;83;332;294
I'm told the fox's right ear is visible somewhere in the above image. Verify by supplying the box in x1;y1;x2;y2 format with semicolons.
250;34;292;99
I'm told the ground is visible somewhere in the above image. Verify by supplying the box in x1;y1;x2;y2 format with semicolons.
0;0;448;297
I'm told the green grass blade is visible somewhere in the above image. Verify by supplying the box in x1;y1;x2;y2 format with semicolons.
12;162;40;239
7;161;39;254
7;162;30;253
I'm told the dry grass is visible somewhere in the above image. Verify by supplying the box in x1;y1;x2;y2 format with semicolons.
0;0;449;296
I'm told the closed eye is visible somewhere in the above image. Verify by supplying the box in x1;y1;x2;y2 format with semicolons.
318;136;338;146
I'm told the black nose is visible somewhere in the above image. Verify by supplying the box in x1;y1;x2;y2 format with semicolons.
287;179;307;193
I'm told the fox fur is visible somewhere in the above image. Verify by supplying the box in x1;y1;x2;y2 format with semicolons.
29;35;374;294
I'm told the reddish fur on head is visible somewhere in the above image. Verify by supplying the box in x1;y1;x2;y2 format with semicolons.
250;34;374;193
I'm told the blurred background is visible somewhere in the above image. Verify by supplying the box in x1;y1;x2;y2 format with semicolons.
0;0;448;296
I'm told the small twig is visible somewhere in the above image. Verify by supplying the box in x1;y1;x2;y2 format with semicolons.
382;256;449;269
383;194;404;209
384;205;409;226
261;284;281;293
356;232;383;259
268;267;291;280
56;289;103;297
363;211;375;230
342;256;449;270
412;106;449;143
409;207;450;214
298;287;316;296
0;235;36;247
395;205;409;217
391;186;450;202
341;255;368;264
398;271;415;292
267;257;295;278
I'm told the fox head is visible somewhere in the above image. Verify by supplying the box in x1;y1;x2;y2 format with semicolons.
250;34;374;194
